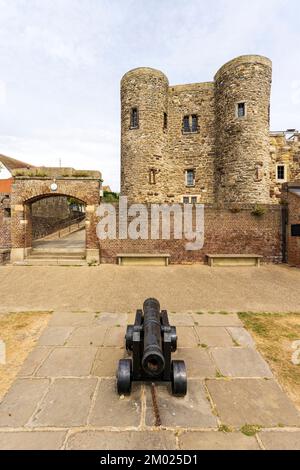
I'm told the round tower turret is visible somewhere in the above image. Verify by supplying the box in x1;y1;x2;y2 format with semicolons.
214;55;272;204
120;67;169;202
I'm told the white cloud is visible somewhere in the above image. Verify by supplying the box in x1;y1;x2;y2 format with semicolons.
0;80;6;105
0;0;299;189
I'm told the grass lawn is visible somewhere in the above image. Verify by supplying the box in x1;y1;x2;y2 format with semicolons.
239;312;300;411
0;312;51;400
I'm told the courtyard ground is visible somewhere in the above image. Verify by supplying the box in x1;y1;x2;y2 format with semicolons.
0;264;300;313
0;264;299;450
0;310;299;450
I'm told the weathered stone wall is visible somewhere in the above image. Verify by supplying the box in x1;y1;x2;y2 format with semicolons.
121;68;169;202
0;194;11;264
270;133;300;201
166;83;215;203
99;204;282;264
31;196;71;219
215;55;272;204
121;55;276;206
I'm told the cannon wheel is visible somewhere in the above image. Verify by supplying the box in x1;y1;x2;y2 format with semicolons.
117;359;132;395
171;360;187;396
125;325;134;351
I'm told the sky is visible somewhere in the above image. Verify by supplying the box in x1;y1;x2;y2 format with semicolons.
0;0;299;191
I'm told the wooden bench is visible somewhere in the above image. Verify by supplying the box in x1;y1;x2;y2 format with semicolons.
117;253;170;266
206;254;262;267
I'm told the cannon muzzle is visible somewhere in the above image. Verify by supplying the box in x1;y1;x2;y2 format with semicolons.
141;298;165;376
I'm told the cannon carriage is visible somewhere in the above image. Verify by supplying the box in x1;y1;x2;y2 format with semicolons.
117;298;187;396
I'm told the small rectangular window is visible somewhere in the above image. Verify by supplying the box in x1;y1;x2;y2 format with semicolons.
191;115;198;132
163;112;168;130
183;116;190;133
191;196;197;204
4;208;11;218
277;165;285;181
185;169;195;187
291;224;300;236
130;107;139;129
237;102;246;118
183;196;190;204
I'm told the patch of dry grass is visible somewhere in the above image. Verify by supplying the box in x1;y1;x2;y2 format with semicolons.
239;312;300;410
0;312;52;400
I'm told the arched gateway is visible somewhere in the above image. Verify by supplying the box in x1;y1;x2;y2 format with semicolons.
10;167;101;264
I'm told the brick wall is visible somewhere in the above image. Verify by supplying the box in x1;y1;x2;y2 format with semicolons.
0;193;11;249
285;191;300;266
99;204;282;264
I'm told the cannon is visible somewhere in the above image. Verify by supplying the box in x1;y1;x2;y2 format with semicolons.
117;298;187;396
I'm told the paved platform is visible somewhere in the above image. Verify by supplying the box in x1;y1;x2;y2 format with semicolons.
0;311;299;450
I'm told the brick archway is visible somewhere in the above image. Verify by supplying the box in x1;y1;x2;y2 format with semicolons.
10;168;101;264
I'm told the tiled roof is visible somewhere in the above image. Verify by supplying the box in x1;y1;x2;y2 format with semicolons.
0;154;33;171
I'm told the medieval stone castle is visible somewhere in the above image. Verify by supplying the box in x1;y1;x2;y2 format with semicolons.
121;55;300;205
1;54;300;266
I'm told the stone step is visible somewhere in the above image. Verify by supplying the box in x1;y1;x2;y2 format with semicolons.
28;252;85;259
13;258;87;266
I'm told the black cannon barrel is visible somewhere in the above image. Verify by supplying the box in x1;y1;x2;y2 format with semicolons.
141;298;165;376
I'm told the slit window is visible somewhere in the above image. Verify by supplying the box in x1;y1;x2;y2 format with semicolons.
130;107;139;129
163;113;168;130
185;169;195;187
237;102;246;118
149;169;156;185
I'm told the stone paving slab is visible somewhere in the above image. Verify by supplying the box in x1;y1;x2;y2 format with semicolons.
35;347;97;377
226;327;255;348
89;379;141;427
92;348;126;377
192;313;243;327
0;379;49;427
145;380;218;428
38;326;74;346
176;327;199;348
66;326;107;347
66;430;177;450
195;327;234;347
211;347;273;377
207;379;300;427
49;311;97;327
30;378;97;428
103;327;126;347
94;312;128;326
1;310;299;450
18;347;53;377
0;431;67;450
168;313;195;326
178;431;260;450
259;430;300;450
173;348;216;378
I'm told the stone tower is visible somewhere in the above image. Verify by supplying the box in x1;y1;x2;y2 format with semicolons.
120;55;273;205
214;55;272;204
121;67;169;202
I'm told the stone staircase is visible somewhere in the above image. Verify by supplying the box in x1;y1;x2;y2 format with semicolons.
23;248;87;266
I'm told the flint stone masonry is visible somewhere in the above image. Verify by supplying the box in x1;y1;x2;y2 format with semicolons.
120;56;300;207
